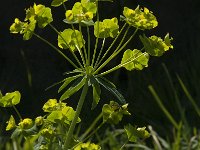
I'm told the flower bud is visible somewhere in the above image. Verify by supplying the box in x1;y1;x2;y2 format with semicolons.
18;118;33;129
35;116;44;126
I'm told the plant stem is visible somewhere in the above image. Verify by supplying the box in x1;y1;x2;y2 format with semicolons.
32;32;79;69
12;106;22;121
71;25;87;68
97;51;144;77
94;38;106;69
91;0;99;67
62;2;67;11
79;24;88;66
49;23;84;69
96;23;127;69
114;25;130;53
94;28;138;74
64;78;89;149
87;26;91;65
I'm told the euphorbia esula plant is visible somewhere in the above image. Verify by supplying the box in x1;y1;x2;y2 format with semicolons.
2;0;173;149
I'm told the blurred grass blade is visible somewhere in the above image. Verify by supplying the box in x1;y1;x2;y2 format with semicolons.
20;49;32;87
177;75;200;117
148;85;179;129
148;125;170;150
162;63;187;125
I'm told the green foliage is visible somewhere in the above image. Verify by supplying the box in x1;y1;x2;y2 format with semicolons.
94;18;119;38
140;33;173;56
25;4;53;28
124;124;150;142
58;29;85;51
90;76;101;109
10;3;53;40
74;142;101;150
6;115;16;131
64;0;97;24
96;77;126;104
121;49;149;71
102;101;130;124
122;6;158;30
51;0;68;7
0;91;21;107
5;0;174;149
60;76;86;100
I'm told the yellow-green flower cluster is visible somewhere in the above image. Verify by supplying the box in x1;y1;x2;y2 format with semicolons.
18;118;33;129
10;3;53;40
94;18;119;38
35;116;44;126
74;142;101;150
40;127;54;138
42;99;81;124
6;115;16;131
123;6;158;30
102;101;131;124
140;33;173;56
65;0;97;23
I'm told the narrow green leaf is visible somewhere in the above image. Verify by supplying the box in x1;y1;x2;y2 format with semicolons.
60;76;87;101
45;79;66;91
58;74;83;93
177;75;200;117
148;85;179;129
11;128;21;139
96;77;126;104
63;69;83;75
90;76;101;109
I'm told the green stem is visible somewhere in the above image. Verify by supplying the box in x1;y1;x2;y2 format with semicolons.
91;1;99;67
32;32;79;69
96;23;127;69
94;28;138;75
79;24;88;66
64;78;89;149
62;2;67;11
97;51;144;77
94;38;106;69
12;106;22;121
87;26;91;65
71;25;86;68
49;23;84;69
114;25;130;53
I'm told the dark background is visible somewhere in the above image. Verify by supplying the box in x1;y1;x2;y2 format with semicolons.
1;0;200;137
